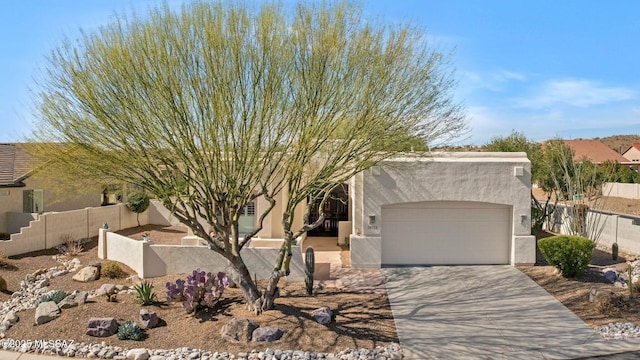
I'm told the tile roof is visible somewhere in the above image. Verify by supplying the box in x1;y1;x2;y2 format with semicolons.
0;144;38;187
563;139;629;163
622;143;640;155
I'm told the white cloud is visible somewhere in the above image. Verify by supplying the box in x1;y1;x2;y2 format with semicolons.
459;69;528;93
513;79;636;109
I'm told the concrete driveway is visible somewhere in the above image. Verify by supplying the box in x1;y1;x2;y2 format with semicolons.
382;266;608;359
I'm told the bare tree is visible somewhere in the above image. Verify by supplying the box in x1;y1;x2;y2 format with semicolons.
542;140;613;242
33;1;465;312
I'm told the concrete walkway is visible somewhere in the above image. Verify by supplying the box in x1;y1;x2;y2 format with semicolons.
382;265;640;359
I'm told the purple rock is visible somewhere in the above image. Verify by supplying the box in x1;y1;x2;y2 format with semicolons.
312;307;332;325
252;327;285;342
85;317;118;337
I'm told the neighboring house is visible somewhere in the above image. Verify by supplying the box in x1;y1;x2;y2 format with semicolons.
622;143;640;163
252;152;535;267
562;139;630;164
0;143;103;234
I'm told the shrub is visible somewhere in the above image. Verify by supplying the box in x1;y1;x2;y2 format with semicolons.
0;276;6;292
36;290;68;306
538;235;595;278
0;232;9;240
102;261;127;279
134;281;158;305
58;233;83;256
117;320;144;341
166;269;229;314
596;294;631;316
127;192;150;227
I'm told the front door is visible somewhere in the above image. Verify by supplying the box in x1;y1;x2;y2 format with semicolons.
307;185;349;237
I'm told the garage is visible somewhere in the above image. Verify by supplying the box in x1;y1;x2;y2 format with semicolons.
381;201;511;265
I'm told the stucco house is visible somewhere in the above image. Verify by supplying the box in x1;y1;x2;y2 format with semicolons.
251;152;535;267
622;143;640;163
0;143;104;234
562;139;629;164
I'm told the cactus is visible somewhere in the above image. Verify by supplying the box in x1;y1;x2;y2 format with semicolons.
117;320;144;341
629;265;634;299
305;247;315;295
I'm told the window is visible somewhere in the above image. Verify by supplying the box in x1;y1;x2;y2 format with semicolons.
23;189;44;213
239;201;256;235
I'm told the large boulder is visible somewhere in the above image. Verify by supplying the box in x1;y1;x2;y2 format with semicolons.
221;318;259;342
139;309;159;329
312;307;333;325
73;266;100;282
35;301;61;325
58;291;88;309
251;327;285;342
85;317;118;337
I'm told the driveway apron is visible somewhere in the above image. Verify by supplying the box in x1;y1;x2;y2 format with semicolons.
382;266;602;359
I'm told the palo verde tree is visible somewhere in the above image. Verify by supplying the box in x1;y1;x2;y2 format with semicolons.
484;131;550;232
33;1;465;312
259;2;465;310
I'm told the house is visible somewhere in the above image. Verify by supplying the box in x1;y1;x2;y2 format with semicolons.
0;143;103;234
622;143;640;163
252;152;535;267
562;139;629;164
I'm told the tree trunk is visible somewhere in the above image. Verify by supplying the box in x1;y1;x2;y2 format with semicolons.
261;270;285;311
228;255;263;313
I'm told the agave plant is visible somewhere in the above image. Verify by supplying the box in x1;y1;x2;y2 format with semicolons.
117;320;144;341
36;290;68;306
134;281;157;305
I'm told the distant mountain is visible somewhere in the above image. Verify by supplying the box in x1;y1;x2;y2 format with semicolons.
596;135;640;154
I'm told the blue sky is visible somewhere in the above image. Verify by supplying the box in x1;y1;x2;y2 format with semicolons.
1;1;638;145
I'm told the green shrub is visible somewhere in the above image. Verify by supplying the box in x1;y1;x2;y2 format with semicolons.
36;290;68;306
102;261;127;279
538;235;595;278
117;320;144;341
134;281;157;305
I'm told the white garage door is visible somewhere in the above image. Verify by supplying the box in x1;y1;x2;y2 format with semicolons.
381;201;511;265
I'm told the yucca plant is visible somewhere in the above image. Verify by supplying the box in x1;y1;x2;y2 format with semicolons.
134;281;157;305
117;320;144;341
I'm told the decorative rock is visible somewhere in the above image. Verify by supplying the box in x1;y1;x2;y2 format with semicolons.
58;291;88;309
52;269;69;277
96;283;117;296
312;307;333;325
126;348;150;360
73;266;100;282
140;309;159;329
221;318;259;342
35;301;61;325
251;327;285;342
604;270;618;283
86;317;118;337
3;311;18;324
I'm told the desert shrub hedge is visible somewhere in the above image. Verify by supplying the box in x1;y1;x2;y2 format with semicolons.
538;235;595;278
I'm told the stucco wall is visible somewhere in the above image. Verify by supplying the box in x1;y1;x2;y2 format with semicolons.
351;152;535;267
603;183;640;200
548;205;640;255
99;230;305;280
0;203;146;257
